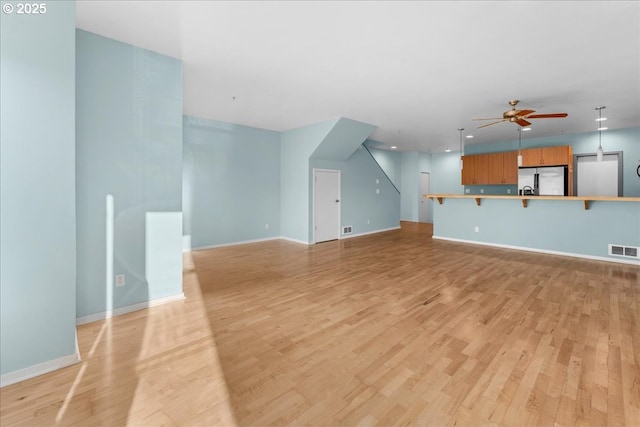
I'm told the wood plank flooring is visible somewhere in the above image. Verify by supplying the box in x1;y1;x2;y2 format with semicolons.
1;222;639;426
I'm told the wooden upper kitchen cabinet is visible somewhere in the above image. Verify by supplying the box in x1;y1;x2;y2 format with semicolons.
462;154;489;185
463;152;516;185
488;151;517;184
520;146;572;167
463;146;570;186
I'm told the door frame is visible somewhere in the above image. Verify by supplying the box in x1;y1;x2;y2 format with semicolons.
312;168;341;244
573;151;623;196
419;171;432;223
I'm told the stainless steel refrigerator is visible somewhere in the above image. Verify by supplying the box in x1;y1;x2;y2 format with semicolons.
518;166;568;196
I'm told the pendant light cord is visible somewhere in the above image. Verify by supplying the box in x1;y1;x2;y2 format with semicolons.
518;128;522;151
596;106;606;150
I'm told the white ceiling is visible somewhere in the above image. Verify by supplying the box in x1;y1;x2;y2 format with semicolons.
76;1;640;153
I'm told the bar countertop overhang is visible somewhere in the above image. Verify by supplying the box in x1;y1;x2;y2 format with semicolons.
426;194;640;210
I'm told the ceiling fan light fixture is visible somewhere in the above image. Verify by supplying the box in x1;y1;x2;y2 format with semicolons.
473;100;567;129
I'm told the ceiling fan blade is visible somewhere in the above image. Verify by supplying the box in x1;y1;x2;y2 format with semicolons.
477;119;507;129
518;110;536;117
472;117;504;121
515;118;532;127
527;113;568;118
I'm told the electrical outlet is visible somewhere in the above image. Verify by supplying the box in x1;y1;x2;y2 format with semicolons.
465;188;470;194
474;226;479;233
376;188;380;194
480;188;484;194
376;179;379;184
507;188;511;194
115;274;125;287
265;223;269;229
367;219;370;224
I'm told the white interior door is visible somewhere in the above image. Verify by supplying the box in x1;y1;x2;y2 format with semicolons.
314;169;340;243
419;172;432;223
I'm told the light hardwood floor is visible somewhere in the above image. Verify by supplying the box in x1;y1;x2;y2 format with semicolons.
1;222;639;426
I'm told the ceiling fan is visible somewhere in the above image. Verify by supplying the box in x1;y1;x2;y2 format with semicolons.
473;100;568;129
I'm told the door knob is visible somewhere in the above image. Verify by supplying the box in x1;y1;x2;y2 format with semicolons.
335;199;340;202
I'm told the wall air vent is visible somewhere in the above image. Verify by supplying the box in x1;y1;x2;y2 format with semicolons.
609;244;640;259
342;226;353;234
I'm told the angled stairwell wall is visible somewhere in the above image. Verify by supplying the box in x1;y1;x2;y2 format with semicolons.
280;117;376;243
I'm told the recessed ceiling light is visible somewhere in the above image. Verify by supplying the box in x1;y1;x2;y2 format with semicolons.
598;127;608;131
596;117;607;122
390;146;397;149
522;127;531;131
445;149;451;152
466;135;474;139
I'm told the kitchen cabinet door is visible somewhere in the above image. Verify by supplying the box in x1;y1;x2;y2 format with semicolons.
541;146;571;166
474;154;489;184
461;155;475;185
502;151;518;184
487;153;504;184
520;146;571;167
520;148;542;167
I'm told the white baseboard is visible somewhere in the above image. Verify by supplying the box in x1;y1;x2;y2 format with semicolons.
341;226;401;240
1;351;80;388
279;236;311;245
185;236;282;252
185;229;402;248
76;293;186;326
432;235;640;266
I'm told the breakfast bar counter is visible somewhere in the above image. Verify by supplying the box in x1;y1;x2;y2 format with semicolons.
426;194;640;210
424;194;640;264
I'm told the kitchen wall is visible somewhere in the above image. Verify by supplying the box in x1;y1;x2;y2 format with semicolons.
433;197;640;263
430;127;640;263
183;116;281;249
1;1;77;381
76;30;184;319
462;128;640;196
430;152;465;195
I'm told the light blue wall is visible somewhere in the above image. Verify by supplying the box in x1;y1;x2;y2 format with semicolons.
1;1;77;375
433;198;640;262
430;152;464;194
310;146;401;237
367;145;402;191
462;128;640;196
76;30;183;318
281;120;338;242
183;116;281;248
